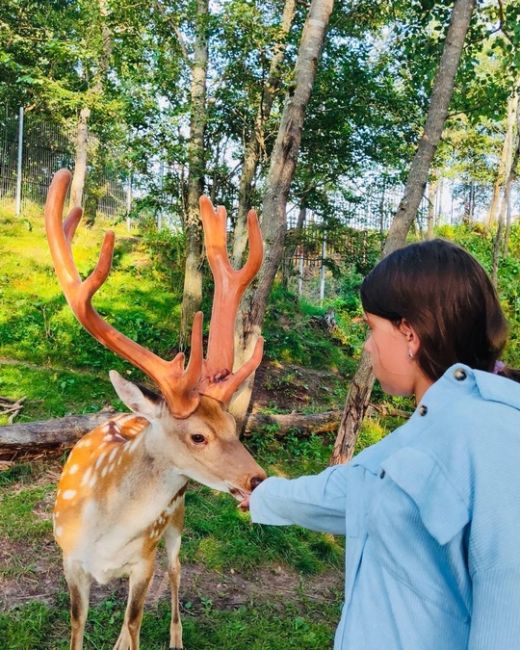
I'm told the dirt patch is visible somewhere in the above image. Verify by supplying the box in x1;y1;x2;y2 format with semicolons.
0;534;342;613
252;361;344;413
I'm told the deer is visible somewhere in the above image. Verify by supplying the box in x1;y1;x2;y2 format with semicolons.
45;169;267;650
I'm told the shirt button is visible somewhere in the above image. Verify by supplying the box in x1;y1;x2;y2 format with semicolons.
453;368;467;381
379;469;386;479
419;404;428;416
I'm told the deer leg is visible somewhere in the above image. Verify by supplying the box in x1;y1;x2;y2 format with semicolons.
113;553;155;650
164;499;185;650
63;558;91;650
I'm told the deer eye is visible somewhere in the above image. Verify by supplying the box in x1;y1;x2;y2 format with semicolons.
190;434;207;445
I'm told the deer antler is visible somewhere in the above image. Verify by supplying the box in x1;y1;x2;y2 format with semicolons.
198;196;264;405
45;169;203;418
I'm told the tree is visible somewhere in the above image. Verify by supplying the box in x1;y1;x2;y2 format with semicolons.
230;0;335;427
331;0;477;465
180;0;210;342
67;0;114;212
231;0;297;266
492;90;519;284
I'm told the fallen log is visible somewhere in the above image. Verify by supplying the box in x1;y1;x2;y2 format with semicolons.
0;404;410;461
0;410;119;461
243;410;341;436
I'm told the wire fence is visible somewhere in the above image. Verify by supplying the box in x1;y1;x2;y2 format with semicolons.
0;108;128;218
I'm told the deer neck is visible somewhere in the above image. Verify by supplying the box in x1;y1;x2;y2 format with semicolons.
116;422;188;503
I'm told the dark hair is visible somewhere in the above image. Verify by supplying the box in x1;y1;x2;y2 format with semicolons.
360;239;519;383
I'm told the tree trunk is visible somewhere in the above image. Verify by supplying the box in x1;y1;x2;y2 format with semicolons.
486;92;518;228
503;93;520;256
469;181;476;221
69;106;90;209
492;91;518;281
331;0;476;465
180;0;209;343
232;0;297;267
230;0;335;430
69;0;112;214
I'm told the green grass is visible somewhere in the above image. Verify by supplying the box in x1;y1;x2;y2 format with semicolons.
0;597;340;649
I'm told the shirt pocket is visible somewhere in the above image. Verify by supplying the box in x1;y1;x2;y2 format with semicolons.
380;446;470;546
367;446;471;621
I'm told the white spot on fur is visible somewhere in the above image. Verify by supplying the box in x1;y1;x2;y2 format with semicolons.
95;453;106;468
62;490;76;500
55;526;63;537
68;464;79;475
108;448;118;463
88;474;97;488
81;467;92;487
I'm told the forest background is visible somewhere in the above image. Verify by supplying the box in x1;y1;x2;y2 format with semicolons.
0;0;519;648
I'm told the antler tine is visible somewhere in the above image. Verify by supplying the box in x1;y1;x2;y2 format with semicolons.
199;196;264;405
45;169;202;418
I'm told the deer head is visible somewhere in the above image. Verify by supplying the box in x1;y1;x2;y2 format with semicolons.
45;169;266;501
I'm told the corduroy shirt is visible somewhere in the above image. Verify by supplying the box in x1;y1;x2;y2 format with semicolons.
250;364;520;649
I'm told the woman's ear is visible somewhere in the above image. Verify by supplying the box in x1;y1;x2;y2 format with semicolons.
398;319;421;358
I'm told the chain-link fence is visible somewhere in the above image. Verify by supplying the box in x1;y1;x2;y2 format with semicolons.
0;108;128;218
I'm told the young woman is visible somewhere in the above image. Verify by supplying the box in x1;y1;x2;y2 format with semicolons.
247;239;520;649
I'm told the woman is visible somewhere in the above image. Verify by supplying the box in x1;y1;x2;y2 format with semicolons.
246;239;520;649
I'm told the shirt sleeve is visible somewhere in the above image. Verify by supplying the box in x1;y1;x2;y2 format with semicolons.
249;464;350;535
469;567;520;649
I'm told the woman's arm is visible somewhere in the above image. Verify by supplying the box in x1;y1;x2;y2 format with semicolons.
249;464;351;535
469;566;520;649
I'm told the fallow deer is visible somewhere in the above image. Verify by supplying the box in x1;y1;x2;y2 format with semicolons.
45;169;266;650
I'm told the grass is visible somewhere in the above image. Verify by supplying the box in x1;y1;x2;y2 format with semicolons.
0;597;340;649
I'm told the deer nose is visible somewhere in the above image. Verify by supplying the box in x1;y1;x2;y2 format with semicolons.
249;475;265;491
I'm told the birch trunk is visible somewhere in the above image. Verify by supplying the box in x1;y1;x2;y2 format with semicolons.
180;0;209;342
69;106;90;208
69;0;112;213
230;0;335;430
486;93;518;228
331;0;476;465
503;96;520;255
492;92;518;282
232;0;297;266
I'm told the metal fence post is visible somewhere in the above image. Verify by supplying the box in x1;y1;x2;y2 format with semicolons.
15;106;24;215
319;232;327;305
298;251;304;297
126;171;132;231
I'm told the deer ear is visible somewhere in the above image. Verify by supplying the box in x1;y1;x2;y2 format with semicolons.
109;370;163;420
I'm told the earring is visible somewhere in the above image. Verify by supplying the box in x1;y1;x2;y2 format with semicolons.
408;350;414;359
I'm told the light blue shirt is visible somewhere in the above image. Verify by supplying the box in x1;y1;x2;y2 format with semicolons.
250;364;520;649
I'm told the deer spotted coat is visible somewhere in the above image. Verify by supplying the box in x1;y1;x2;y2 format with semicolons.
250;364;520;649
